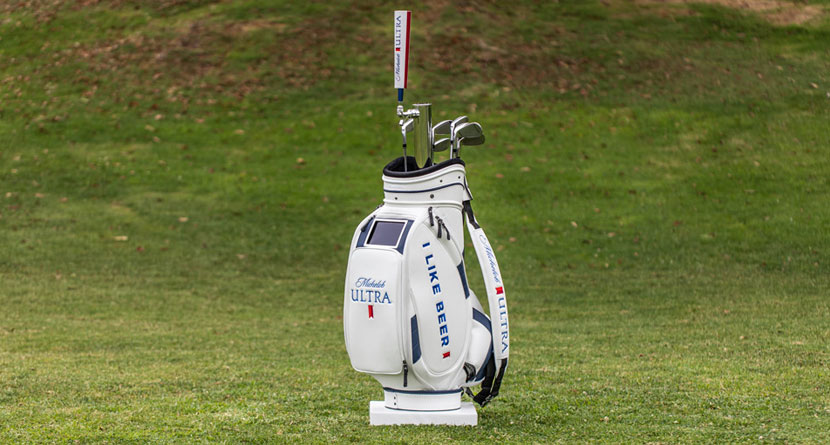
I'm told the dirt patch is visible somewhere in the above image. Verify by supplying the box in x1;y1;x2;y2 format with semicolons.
409;4;595;91
60;14;344;102
637;0;824;25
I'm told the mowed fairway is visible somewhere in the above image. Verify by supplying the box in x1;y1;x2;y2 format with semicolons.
1;1;828;442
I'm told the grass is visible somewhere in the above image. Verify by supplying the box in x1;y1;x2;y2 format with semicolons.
1;0;828;442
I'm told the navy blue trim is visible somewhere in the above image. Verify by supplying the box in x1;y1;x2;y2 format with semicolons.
457;262;470;299
472;308;491;332
383;157;464;178
382;387;463;395
356;216;375;248
410;315;421;364
396;220;414;254
371;406;462;413
472;308;493;382
383;182;465;194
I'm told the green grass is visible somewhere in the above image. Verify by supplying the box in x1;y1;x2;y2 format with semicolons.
1;0;828;442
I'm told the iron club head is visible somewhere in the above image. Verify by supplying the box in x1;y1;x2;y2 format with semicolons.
452;122;484;159
433;137;451;152
450;116;468;131
455;122;483;140
452;122;482;157
460;135;485;146
432;120;452;136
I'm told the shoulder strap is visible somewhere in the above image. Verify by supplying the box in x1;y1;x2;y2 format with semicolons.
463;200;509;406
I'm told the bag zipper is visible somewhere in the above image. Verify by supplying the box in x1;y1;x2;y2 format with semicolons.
402;360;408;387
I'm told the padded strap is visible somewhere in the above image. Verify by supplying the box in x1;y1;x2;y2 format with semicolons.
463;200;509;406
464;201;509;361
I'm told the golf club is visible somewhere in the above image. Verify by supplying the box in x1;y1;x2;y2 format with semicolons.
452;122;482;159
400;118;415;172
430;120;452;161
456;134;485;159
460;134;485;146
432;119;452;137
432;137;451;152
449;116;468;158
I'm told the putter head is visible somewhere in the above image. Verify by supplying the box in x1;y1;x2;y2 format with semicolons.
433;137;451;152
432;120;452;136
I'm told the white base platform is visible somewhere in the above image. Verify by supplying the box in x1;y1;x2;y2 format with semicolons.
369;401;477;426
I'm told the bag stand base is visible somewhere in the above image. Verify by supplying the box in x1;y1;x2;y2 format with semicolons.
383;389;462;411
369;401;477;426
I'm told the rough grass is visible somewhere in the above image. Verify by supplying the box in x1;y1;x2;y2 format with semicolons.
1;1;828;443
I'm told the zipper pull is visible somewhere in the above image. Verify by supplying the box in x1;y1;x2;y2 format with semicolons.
402;360;408;387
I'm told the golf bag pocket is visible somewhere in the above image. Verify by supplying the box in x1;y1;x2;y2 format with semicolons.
344;248;403;374
403;222;471;384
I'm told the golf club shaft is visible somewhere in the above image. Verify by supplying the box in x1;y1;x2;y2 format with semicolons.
403;134;407;172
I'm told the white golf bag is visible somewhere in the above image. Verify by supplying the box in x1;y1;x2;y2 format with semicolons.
344;157;509;411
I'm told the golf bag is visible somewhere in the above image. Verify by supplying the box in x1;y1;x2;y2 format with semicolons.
344;157;509;411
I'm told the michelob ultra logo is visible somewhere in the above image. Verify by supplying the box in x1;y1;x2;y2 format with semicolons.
478;232;509;355
350;289;391;305
393;10;410;89
350;277;390;320
350;276;390;305
479;233;502;285
354;277;386;289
